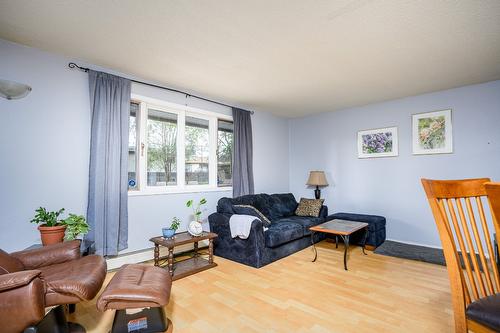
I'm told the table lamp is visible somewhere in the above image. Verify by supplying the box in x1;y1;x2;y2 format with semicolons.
306;171;329;199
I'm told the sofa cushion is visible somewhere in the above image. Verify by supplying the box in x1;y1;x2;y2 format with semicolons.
217;194;270;218
249;194;276;221
233;205;272;227
274;216;324;235
268;193;298;220
217;195;265;214
217;197;235;214
295;198;324;217
217;193;300;222
264;222;304;248
40;254;107;306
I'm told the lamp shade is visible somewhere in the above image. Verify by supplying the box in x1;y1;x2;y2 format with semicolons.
306;171;328;186
0;79;32;100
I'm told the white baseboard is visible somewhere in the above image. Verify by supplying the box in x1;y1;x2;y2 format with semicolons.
106;240;209;270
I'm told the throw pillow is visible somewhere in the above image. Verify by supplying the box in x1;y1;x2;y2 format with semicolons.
295;198;324;217
233;205;272;227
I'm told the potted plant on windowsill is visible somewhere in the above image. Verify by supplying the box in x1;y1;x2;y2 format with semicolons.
162;217;181;239
31;207;67;245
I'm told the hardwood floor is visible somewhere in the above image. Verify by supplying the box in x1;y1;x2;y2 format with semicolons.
69;240;453;332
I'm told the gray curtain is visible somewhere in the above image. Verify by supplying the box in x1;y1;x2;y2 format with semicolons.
232;108;254;197
86;70;130;256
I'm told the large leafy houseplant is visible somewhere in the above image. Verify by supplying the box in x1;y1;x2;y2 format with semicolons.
31;207;65;227
63;214;90;240
31;207;67;245
30;207;90;245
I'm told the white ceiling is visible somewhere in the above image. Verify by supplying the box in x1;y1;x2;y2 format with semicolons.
1;1;500;117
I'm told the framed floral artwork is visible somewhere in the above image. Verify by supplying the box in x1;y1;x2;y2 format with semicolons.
357;127;398;158
412;109;452;155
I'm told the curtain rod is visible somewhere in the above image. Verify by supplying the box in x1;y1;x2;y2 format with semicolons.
68;62;254;114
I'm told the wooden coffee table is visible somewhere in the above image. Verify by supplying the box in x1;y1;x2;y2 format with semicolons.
150;231;217;281
309;219;369;270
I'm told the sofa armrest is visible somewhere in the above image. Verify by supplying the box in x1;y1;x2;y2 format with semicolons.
12;240;81;269
319;205;328;219
208;212;231;229
0;271;45;332
208;212;266;267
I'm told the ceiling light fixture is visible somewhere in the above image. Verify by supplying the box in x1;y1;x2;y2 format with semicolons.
0;79;32;100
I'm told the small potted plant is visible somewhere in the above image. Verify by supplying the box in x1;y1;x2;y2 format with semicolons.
186;198;207;236
63;214;90;240
163;217;181;239
31;207;67;245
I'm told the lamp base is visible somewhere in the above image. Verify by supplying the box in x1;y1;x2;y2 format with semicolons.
314;187;321;199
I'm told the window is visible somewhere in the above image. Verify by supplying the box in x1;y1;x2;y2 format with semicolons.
217;120;233;187
147;109;177;186
128;95;233;194
185;116;209;185
128;102;139;190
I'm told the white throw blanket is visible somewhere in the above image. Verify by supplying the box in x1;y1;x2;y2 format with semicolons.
230;214;267;239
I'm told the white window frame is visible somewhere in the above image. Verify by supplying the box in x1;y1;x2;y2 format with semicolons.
129;93;232;196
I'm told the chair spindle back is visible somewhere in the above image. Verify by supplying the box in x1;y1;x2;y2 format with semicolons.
422;178;500;332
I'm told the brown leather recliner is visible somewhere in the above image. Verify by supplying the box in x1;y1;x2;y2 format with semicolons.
0;240;107;333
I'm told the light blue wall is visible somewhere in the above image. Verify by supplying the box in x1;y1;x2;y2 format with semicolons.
0;39;290;253
3;37;497;252
289;80;500;247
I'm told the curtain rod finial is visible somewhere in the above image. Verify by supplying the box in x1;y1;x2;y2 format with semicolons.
68;62;89;72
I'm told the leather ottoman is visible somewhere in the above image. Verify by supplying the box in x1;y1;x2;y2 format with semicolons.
97;264;172;333
327;213;386;249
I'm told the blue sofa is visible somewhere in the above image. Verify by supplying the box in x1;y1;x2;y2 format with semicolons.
208;193;328;268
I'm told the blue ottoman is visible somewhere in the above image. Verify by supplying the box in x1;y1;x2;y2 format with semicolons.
327;213;386;248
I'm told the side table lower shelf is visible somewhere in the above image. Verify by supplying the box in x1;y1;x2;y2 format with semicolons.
170;256;217;281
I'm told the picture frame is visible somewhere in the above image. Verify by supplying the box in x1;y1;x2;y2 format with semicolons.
357;126;398;158
412;109;452;155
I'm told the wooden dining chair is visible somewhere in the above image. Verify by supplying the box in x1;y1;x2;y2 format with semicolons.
422;178;500;333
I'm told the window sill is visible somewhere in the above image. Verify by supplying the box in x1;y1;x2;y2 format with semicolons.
128;186;232;197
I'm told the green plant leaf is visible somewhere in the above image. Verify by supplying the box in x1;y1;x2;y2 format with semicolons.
62;214;89;240
31;207;65;227
170;216;181;231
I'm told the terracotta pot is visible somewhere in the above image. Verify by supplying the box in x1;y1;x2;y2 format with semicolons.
38;224;67;246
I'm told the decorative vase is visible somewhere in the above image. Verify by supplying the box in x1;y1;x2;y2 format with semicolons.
162;228;176;239
38;224;67;246
187;220;203;236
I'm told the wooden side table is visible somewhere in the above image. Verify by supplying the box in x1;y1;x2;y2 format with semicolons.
309;219;369;270
150;231;217;281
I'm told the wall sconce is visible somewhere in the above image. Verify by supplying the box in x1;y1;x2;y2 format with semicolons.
0;79;32;100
